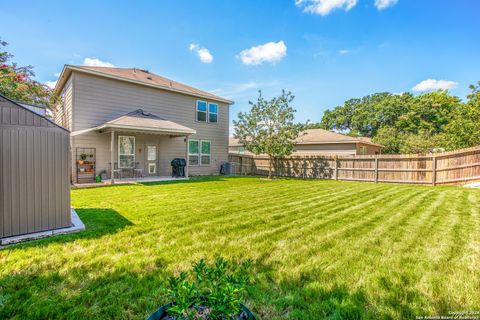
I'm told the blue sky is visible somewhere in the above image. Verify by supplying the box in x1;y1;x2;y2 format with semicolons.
1;0;479;131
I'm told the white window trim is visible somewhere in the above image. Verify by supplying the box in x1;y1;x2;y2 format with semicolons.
196;100;207;122
118;135;135;168
148;163;157;174
188;139;211;166
147;145;157;161
208;102;218;123
188;139;200;166
196;100;219;124
200;140;211;166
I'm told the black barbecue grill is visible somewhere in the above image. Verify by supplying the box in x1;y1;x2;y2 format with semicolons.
171;158;186;177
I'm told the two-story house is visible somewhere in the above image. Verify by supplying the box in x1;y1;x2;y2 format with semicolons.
53;65;232;183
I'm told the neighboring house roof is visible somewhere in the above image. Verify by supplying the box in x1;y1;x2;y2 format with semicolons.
229;137;243;147
71;109;196;137
54;65;233;104
229;129;383;148
296;129;383;147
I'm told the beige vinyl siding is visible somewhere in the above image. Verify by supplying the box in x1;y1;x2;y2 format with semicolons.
71;72;229;178
74;132;187;178
54;75;74;130
356;142;382;155
229;145;242;154
0;96;71;239
293;143;358;155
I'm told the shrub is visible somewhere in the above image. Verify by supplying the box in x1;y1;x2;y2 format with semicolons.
165;258;252;319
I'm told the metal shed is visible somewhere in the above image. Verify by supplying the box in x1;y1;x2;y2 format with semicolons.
0;94;71;240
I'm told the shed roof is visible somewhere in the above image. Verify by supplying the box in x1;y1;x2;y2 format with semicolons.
0;93;69;132
54;65;233;104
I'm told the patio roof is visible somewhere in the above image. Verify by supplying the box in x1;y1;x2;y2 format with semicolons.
71;109;196;136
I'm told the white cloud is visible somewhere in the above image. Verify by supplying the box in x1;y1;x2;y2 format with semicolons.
189;43;213;63
295;0;358;16
338;49;350;55
374;0;398;10
237;41;287;65
45;80;57;89
83;57;115;67
211;80;279;98
54;72;61;77
412;79;458;92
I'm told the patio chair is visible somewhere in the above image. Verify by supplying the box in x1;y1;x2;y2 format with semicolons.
133;162;144;178
110;162;123;179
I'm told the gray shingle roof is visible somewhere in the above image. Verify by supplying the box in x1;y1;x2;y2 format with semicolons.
97;109;196;135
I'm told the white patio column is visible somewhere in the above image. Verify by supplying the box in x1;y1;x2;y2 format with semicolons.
110;130;115;184
185;135;189;178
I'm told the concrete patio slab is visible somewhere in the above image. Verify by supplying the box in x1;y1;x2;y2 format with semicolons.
73;176;188;188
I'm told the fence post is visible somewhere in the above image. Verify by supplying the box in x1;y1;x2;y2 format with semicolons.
334;156;338;180
303;158;306;179
375;157;379;183
240;156;243;175
432;156;437;186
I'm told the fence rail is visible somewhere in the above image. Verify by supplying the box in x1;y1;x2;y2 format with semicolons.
228;145;480;185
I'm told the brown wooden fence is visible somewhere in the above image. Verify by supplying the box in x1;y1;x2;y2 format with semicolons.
228;145;480;185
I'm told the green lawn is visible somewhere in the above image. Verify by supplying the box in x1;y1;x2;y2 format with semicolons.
1;177;479;319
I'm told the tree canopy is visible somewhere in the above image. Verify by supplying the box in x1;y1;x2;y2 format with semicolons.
0;38;58;109
234;90;305;178
316;85;480;153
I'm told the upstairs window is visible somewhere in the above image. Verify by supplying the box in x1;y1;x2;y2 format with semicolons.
196;100;207;122
359;146;367;155
208;103;218;123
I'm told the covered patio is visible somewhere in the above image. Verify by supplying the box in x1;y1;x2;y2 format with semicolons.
71;109;196;184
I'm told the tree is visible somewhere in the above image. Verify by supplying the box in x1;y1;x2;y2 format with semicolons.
373;127;402;154
234;90;305;179
317;89;466;154
396;91;460;135
0;38;58;108
319;93;412;137
399;131;445;154
443;82;480;149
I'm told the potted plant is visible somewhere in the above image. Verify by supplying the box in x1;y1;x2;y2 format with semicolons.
149;258;256;320
79;153;88;165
